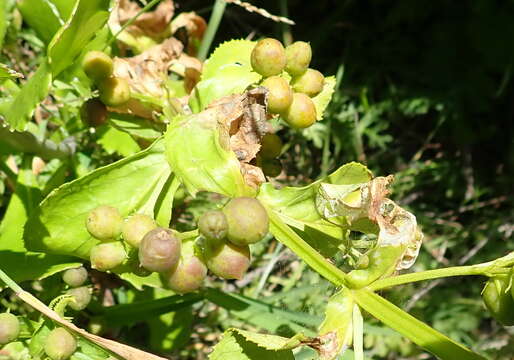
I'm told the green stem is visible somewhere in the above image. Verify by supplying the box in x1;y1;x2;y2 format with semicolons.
197;0;227;61
369;261;508;291
267;209;347;285
0;124;74;160
106;0;163;48
279;0;292;46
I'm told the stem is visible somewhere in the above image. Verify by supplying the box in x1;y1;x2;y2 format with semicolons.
279;0;292;46
0;268;168;360
0;124;74;160
106;0;163;48
197;0;227;61
369;261;508;291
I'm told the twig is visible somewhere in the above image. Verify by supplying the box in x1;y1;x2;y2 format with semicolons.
225;0;295;25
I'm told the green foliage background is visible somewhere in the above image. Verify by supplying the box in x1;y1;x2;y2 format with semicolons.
0;0;513;359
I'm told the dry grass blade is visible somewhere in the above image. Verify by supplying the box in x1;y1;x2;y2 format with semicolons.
225;0;295;25
17;291;167;360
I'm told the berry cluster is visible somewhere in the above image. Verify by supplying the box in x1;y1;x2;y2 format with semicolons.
85;198;269;293
251;39;324;129
198;197;269;279
82;51;131;108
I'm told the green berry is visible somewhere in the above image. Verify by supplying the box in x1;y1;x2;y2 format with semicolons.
284;93;317;129
261;76;293;114
204;241;251;280
162;254;207;294
85;205;123;241
122;214;157;248
223;197;269;246
138;228;181;272
262;159;282;177
62;266;88;287
66;286;91;311
0;313;20;345
198;210;228;245
285;41;312;76
90;242;127;271
82;51;113;83
251;38;286;77
482;274;514;326
44;328;77;360
80;98;107;127
291;68;324;97
260;134;282;159
98;77;131;107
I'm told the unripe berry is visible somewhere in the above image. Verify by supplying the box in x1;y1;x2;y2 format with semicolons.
262;159;282;177
80;98;107;127
284;93;317;129
98;77;131;107
66;286;91;311
223;197;269;246
259;134;282;159
82;51;113;83
285;41;312;76
162;253;207;293
291;68;324;97
138;228;181;272
90;242;127;271
204;241;251;280
86;206;123;241
62;266;88;287
44;328;77;360
198;210;228;245
0;313;20;345
122;214;157;248
261;76;292;114
251;38;286;77
482;275;514;326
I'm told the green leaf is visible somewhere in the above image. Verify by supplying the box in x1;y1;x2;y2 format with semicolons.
318;288;354;360
189;40;261;112
258;162;372;257
48;0;110;76
0;64;23;79
202;40;257;80
312;76;336;121
97;125;141;157
0;171;80;286
209;328;295;360
0;60;52;131
108;113;164;141
101;293;202;325
353;289;487;360
17;0;64;44
204;288;320;336
0;0;7;49
164;113;254;197
24;139;171;259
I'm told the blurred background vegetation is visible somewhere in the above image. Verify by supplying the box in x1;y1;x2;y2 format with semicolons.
1;0;513;359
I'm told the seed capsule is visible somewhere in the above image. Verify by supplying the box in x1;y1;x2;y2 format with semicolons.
66;286;91;311
162;253;207;293
261;76;293;114
291;68;325;97
90;242;127;271
0;313;20;345
85;205;123;241
82;51;113;83
80;98;107;127
98;77;131;107
138;228;181;272
251;38;286;77
259;134;282;159
204;241;251;280
122;214;157;248
44;328;77;360
198;210;228;246
285;41;312;76
284;93;317;129
223;197;269;246
262;159;282;177
62;266;88;288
